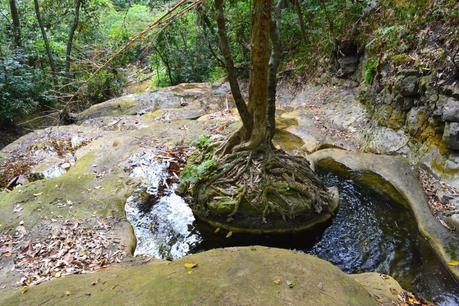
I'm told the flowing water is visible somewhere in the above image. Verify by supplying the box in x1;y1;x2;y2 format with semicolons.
125;152;459;305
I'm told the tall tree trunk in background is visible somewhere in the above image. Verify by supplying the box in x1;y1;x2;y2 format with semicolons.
65;0;81;78
267;0;283;142
215;0;252;134
152;44;174;84
292;0;307;42
241;0;273;151
33;0;57;84
8;0;21;48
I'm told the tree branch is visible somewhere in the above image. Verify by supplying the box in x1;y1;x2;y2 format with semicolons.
214;0;252;134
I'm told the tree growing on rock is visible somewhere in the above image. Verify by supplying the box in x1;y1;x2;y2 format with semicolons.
184;0;338;233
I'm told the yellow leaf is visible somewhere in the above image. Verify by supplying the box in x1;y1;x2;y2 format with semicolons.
225;231;233;238
273;279;281;285
65;291;71;296
448;260;459;266
55;272;61;278
184;263;198;269
408;297;416;303
33;192;43;197
21;287;28;295
187;271;193;275
214;227;220;233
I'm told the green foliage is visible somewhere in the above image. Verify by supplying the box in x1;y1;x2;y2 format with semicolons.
191;135;211;150
364;57;379;85
83;70;125;105
181;159;216;186
0;53;53;126
178;135;216;193
0;0;457;133
208;67;226;83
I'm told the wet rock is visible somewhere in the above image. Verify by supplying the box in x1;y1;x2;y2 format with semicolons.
442;122;459;151
442;97;459;122
395;75;419;97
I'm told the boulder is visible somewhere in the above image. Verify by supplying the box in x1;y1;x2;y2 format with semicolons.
395;75;419;97
442;97;459;122
442;122;459;151
0;247;401;306
405;107;427;137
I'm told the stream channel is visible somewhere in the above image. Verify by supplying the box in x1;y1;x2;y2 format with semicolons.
124;150;459;305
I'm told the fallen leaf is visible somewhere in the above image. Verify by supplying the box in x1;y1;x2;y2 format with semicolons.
91;280;97;286
448;260;459;266
33;192;43;197
214;227;220;233
273;279;281;285
2;252;12;257
187;271;193;275
184;263;198;269
225;231;233;238
65;290;71;296
55;272;61;278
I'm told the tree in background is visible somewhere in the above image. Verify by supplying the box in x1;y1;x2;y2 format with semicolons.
8;0;21;48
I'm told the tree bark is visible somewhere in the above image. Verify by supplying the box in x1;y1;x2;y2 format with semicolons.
9;0;21;48
292;0;307;42
65;0;81;78
33;0;57;83
215;0;252;134
267;0;283;142
241;0;273;150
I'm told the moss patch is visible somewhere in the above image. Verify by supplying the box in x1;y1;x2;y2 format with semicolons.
0;152;133;231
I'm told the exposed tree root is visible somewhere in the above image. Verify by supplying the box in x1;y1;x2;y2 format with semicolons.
190;147;335;231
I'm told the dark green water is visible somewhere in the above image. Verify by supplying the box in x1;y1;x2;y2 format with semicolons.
190;172;459;305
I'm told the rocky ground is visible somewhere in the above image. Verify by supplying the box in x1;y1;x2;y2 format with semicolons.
0;81;457;304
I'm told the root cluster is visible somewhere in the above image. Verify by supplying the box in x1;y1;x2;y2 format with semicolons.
191;148;333;228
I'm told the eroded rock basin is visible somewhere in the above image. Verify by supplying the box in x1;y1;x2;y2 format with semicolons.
127;166;459;305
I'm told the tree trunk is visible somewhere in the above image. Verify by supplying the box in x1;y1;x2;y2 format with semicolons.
241;0;273;151
215;0;252;134
33;0;57;84
65;0;81;78
292;0;307;42
152;43;174;85
9;0;21;48
267;0;283;142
